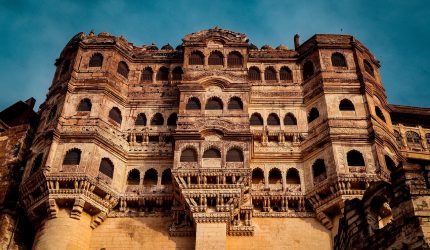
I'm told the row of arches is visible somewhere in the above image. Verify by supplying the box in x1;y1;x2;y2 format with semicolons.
394;130;430;148
180;147;244;162
127;168;172;186
108;107;177;126
189;50;243;67
252;168;301;185
186;96;243;110
248;66;293;82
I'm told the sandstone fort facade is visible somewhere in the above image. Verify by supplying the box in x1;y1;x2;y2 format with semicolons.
1;28;430;249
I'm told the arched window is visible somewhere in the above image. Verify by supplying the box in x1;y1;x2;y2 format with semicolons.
161;168;172;185
30;153;43;175
109;107;122;124
303;61;314;80
268;168;282;184
286;168;300;184
228;97;243;110
143;168;158;186
363;59;374;77
252;168;264;184
264;67;277;81
89;53;103;67
205;97;223;110
63;149;81;165
99;158;114;179
339;99;355;111
394;130;402;146
77;98;92;112
347;150;365;166
267;113;280;125
180;148;197;162
189;51;204;65
248;67;261;81
250;113;263;125
151;113;164;126
203;148;221;158
167;113;177;126
156;67;169;81
312;159;327;180
127;169;140;185
406;131;421;146
226;148;244;162
280;66;292;81
227;51;243;67
370;196;393;229
135;113;147;126
48;105;57;122
117;61;129;78
284;113;297;125
426;133;430;145
375;106;385;122
308;108;319;123
185;97;201;110
208;51;224;65
331;53;347;67
385;155;396;171
172;67;183;81
141;67;153;82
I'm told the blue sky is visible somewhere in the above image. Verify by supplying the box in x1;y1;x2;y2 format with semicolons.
0;0;429;110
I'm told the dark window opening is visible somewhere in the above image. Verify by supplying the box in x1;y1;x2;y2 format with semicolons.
347;150;365;166
303;61;314;80
308;108;319;123
252;168;264;184
89;53;103;67
286;168;300;184
99;158;114;179
156;67;169;81
141;67;153;82
135;113;147;126
264;67;277;81
208;51;224;65
172;67;183;81
189;51;204;65
127;169;140;185
161;169;172;185
227;52;243;67
228;97;243;110
109;107;122;124
151;113;164;126
226;149;244;162
205;97;223;110
167;113;177;126
250;113;263;125
180;148;197;162
339;99;355;111
248;67;261;81
280;66;292;81
284;113;297;125
331;53;347;67
143;168;158;186
30;153;44;175
375;106;385;122
186;97;201;110
268;168;282;184
63;149;81;165
117;61;129;78
267;113;280;125
312;159;326;178
77;99;92;112
203;148;221;158
363;59;374;77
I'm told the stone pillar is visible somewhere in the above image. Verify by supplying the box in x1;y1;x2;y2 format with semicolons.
195;223;226;250
33;209;93;250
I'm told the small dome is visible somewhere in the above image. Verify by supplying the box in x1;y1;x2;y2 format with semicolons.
276;44;288;50
145;43;159;50
261;45;273;50
161;43;174;50
249;43;258;50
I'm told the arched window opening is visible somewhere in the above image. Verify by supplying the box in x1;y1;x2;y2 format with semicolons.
167;113;177;126
63;149;81;165
303;61;315;80
203;148;221;158
161;169;172;185
268;168;282;184
267;113;280;126
135;113;147;126
406;131;421;146
227;52;243;68
248;67;261;81
308;108;319;123
141;67;153;82
205;97;223;110
186;97;201;110
226;148;244;162
284;113;297;125
264;67;277;81
189;51;204;65
363;59;375;77
426;133;430;145
180;148;197;162
394;130;402;146
30;153;43;175
347;150;365;166
385;155;396;171
331;53;347;67
286;168;300;184
312;159;327;181
89;53;103;67
208;51;224;65
370;196;393;229
156;67;169;81
151;113;164;126
172;67;183;81
252;168;264;185
250;113;263;125
375;106;386;122
48;105;57;122
99;158;114;179
109;107;122;124
127;169;140;185
143;168;158;186
280;66;292;81
77;98;92;112
228;97;243;110
339;99;355;111
117;61;129;78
